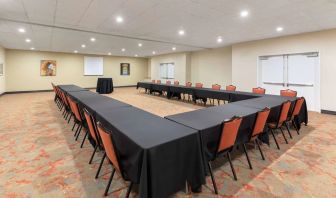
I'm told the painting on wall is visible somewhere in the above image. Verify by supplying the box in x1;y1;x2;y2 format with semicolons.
40;60;56;76
120;63;130;75
0;63;3;76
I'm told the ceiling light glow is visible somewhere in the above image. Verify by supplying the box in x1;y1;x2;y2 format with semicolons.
172;47;176;51
90;37;96;42
276;27;284;32
116;16;124;23
81;44;86;48
240;10;249;17
18;28;25;33
217;36;223;43
178;30;185;35
25;38;31;43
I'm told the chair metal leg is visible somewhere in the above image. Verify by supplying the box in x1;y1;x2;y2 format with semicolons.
280;127;288;144
104;168;115;196
72;122;76;131
80;130;88;148
243;143;253;169
292;120;300;135
227;152;237;180
68;114;72;123
89;144;99;164
255;139;265;160
74;124;80;137
75;125;82;141
125;182;133;198
270;129;280;150
284;122;293;139
207;161;218;194
95;153;106;179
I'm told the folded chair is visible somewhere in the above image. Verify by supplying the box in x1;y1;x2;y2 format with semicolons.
285;97;305;135
67;95;85;140
95;122;133;197
252;87;266;94
208;117;242;194
267;101;292;149
211;84;221;105
280;89;297;97
226;85;236;91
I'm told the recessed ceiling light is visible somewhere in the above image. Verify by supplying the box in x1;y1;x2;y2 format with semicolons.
90;37;96;42
135;54;138;57
172;47;176;51
121;48;126;52
116;16;124;23
138;43;142;47
152;51;156;55
276;27;284;32
240;10;249;17
108;52;112;55
18;28;25;33
81;44;86;48
30;47;35;50
178;30;185;36
217;36;223;43
74;50;78;53
25;38;31;43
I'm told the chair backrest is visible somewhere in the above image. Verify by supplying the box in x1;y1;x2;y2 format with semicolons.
226;85;236;91
252;87;266;94
277;100;292;127
60;90;69;106
251;108;270;137
280;89;297;97
152;80;155;83
166;80;171;85
97;122;121;173
217;117;242;153
212;84;221;90
156;80;161;84
67;95;82;122
291;97;305;119
174;81;179;85
195;83;203;88
186;82;192;87
83;108;99;143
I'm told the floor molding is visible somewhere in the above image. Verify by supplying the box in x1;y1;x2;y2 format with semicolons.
321;109;336;115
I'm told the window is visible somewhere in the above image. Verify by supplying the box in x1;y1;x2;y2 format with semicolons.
84;56;104;76
160;63;174;79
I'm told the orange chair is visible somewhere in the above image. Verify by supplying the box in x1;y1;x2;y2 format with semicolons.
195;83;203;88
208;117;242;194
156;80;161;84
186;82;192;87
211;84;221;105
226;85;236;91
82;109;101;164
59;89;72;121
51;83;61;108
246;108;271;164
280;89;297;97
96;122;133;197
268;101;292;149
67;95;85;140
166;80;171;85
174;80;179;85
151;80;155;83
285;97;305;135
252;87;266;94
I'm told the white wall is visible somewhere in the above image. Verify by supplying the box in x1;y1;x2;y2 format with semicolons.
150;53;190;85
0;46;5;94
232;29;336;111
190;47;232;88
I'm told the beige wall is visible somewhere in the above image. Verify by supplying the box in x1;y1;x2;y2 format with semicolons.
190;47;232;88
0;46;5;94
232;29;336;111
150;53;190;85
5;49;148;92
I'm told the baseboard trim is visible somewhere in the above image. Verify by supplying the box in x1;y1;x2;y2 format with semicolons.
4;85;137;94
321;109;336;115
0;92;5;97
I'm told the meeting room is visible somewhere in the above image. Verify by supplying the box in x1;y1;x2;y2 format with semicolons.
0;0;335;197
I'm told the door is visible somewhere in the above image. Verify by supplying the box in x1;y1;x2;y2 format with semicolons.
259;52;320;112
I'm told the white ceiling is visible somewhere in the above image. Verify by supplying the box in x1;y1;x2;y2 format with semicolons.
0;0;336;57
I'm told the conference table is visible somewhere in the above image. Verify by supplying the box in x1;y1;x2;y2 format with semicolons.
61;85;206;198
58;84;88;92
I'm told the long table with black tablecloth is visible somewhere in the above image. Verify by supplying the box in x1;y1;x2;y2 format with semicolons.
59;85;206;198
96;78;113;94
58;84;89;92
165;103;260;161
136;82;308;126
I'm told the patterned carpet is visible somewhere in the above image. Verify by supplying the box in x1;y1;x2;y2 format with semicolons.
0;87;335;198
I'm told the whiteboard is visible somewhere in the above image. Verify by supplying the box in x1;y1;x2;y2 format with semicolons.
260;56;284;83
84;57;103;75
287;54;316;85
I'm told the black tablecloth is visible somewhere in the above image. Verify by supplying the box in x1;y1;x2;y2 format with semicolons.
95;107;205;198
96;78;113;94
165;104;259;161
58;84;88;92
